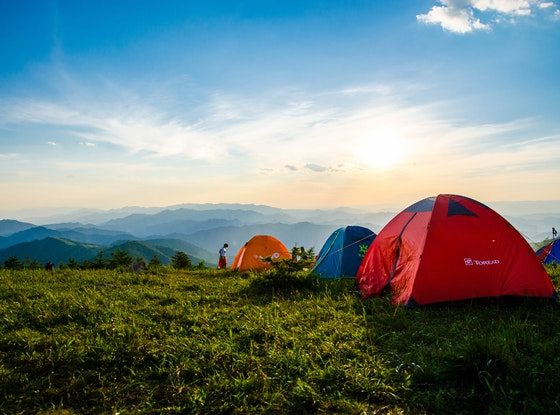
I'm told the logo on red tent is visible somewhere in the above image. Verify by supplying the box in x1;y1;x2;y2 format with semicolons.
464;258;500;266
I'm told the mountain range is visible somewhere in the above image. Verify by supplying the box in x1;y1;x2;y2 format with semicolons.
0;202;558;267
0;237;214;266
0;219;35;236
0;226;137;250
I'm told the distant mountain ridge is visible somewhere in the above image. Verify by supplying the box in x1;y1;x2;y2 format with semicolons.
0;226;138;250
102;212;251;237
14;203;385;226
0;219;35;236
170;222;339;257
5;200;560;226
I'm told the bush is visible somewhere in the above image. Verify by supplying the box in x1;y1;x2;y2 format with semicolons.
67;258;80;269
23;258;42;270
546;264;560;287
255;267;319;292
249;246;319;293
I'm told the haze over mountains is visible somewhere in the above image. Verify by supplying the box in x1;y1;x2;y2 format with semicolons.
0;201;558;267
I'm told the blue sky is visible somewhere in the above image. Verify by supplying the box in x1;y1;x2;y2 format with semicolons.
1;0;559;213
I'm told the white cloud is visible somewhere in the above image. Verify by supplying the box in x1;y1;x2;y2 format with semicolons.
304;163;329;172
79;141;96;147
46;141;57;146
418;0;558;33
0;153;20;160
417;4;490;33
472;0;533;15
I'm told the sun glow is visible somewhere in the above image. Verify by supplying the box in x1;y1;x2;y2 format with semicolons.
354;130;408;170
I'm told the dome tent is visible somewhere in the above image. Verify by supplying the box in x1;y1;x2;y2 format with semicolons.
231;235;291;271
357;194;556;306
312;226;376;279
536;239;560;265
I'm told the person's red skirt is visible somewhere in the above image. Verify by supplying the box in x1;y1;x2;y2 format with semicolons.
218;256;227;269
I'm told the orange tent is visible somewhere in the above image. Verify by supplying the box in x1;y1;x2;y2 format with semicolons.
231;235;292;271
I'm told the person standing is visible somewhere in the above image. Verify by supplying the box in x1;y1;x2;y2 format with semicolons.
218;243;229;269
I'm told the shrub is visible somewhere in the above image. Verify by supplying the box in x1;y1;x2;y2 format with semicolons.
249;246;319;293
23;258;42;270
67;258;80;269
546;264;560;287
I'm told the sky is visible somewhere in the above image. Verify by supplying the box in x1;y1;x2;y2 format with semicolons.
1;0;560;214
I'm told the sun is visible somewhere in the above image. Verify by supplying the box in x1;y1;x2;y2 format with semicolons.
354;130;407;171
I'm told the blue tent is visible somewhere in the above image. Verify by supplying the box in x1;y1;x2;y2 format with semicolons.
312;225;376;279
537;239;560;265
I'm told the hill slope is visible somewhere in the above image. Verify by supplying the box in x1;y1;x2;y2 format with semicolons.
106;240;209;266
0;237;213;267
0;237;100;264
141;238;216;264
0;269;558;413
0;219;36;237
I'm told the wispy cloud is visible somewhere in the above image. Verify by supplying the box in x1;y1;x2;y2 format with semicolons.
46;141;57;146
304;163;329;172
418;0;559;33
0;153;20;160
1;80;558;193
459;134;560;177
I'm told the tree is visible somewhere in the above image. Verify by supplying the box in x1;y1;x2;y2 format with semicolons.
109;249;133;269
23;258;41;270
92;251;108;269
4;256;23;270
171;251;192;269
148;255;161;268
67;258;79;269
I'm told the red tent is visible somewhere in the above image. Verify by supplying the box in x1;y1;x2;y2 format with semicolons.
357;194;556;306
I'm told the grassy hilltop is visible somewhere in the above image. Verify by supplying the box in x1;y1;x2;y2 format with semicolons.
1;267;560;414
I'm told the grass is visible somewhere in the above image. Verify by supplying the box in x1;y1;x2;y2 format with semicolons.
1;267;560;414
